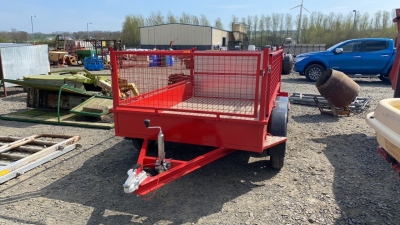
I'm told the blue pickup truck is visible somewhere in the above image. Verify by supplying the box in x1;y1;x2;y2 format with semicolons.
293;38;397;82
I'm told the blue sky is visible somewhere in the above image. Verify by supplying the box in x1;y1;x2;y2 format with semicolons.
1;0;399;33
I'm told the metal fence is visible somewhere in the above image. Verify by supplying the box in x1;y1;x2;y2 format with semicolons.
283;44;326;55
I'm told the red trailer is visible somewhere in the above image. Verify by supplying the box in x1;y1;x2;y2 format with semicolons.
109;48;289;196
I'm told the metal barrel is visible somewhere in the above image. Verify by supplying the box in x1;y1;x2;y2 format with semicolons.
315;69;360;108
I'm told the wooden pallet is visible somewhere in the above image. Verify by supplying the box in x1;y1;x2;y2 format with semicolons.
0;109;114;129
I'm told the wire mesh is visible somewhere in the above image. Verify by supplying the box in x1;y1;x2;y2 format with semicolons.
112;49;282;120
265;50;284;115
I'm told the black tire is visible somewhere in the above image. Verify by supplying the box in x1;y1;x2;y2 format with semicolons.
267;99;289;170
305;64;325;82
379;75;391;84
130;138;157;154
131;138;143;151
270;156;284;170
282;54;293;75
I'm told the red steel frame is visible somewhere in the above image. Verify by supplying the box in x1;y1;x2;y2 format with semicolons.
390;8;400;97
110;48;288;195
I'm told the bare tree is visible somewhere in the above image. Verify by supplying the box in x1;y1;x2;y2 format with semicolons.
214;18;224;29
253;15;259;46
279;14;284;45
200;15;210;26
285;13;293;38
271;14;280;45
167;11;178;23
241;17;246;25
357;12;370;37
259;15;265;47
231;15;239;30
264;15;271;45
146;11;164;26
382;10;390;29
180;12;192;24
300;15;309;43
374;10;382;30
231;15;239;23
247;15;253;43
155;11;165;25
191;15;200;25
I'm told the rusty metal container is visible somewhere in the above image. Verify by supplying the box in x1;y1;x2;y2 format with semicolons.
315;69;360;108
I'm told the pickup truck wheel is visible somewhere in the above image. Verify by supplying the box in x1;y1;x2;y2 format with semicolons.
379;75;391;84
305;64;325;82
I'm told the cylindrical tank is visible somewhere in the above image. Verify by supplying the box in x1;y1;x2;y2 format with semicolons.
149;55;159;67
315;69;360;108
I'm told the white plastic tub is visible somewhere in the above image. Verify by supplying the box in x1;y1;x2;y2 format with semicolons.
366;98;400;162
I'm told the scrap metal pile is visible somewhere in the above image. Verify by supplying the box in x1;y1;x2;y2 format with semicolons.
1;70;123;128
289;69;370;116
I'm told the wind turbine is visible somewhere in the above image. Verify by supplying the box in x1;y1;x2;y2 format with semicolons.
290;0;310;44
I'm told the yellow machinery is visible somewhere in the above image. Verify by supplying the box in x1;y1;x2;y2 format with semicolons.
49;35;79;66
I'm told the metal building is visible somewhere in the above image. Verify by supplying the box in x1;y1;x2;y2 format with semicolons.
140;23;230;50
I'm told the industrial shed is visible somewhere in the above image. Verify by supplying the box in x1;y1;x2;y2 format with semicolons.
139;23;231;50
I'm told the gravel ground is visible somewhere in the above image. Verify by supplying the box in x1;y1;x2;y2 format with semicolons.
0;70;399;225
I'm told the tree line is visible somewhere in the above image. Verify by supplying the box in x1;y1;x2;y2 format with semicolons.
0;10;397;48
121;10;398;48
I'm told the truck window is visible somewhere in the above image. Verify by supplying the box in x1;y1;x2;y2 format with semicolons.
362;41;388;52
342;42;361;52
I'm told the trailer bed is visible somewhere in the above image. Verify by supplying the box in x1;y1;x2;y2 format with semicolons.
163;96;258;120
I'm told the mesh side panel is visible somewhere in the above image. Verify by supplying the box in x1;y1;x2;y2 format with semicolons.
193;55;258;99
112;50;269;119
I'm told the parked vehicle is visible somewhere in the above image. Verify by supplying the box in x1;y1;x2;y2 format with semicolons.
109;48;289;195
293;38;397;82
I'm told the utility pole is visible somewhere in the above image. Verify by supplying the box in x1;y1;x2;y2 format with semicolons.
353;10;357;39
87;22;92;39
290;0;309;44
31;15;37;44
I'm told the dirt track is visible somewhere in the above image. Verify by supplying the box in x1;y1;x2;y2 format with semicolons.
1;72;399;225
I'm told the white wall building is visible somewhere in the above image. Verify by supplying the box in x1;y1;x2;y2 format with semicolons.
140;23;231;50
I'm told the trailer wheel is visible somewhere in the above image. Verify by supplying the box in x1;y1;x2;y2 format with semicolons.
130;138;156;151
270;156;284;170
131;138;144;151
267;98;289;170
282;54;293;75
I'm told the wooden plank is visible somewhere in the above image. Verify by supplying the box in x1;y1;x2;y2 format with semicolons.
70;96;113;117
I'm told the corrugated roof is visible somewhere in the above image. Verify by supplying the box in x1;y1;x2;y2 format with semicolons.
0;43;32;48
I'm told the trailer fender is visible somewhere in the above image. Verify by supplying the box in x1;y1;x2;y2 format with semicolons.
267;97;289;157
